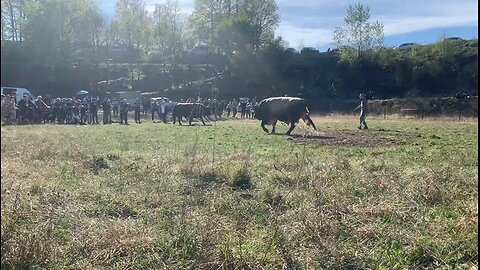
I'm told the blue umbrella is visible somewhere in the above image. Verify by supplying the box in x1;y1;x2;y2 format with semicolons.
76;90;89;96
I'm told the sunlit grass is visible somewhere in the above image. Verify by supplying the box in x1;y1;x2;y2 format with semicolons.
1;116;477;269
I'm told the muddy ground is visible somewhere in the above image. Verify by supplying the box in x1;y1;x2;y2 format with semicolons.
287;128;415;147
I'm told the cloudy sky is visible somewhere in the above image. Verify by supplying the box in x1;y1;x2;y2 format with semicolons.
96;0;478;51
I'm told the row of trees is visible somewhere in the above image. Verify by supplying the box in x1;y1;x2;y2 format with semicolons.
1;0;478;99
250;37;478;99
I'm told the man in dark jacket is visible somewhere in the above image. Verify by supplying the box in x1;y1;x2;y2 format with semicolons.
89;98;99;125
17;94;32;123
151;99;158;121
133;98;142;124
103;98;112;124
120;99;129;125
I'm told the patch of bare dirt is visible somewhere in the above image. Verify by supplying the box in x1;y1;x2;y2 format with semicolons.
288;129;404;147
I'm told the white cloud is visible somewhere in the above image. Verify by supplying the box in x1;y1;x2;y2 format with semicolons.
276;22;333;50
96;0;478;49
380;15;478;36
277;0;478;49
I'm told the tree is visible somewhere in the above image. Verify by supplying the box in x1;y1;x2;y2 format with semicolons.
333;3;384;62
113;0;151;50
239;0;279;51
151;0;185;66
213;14;256;56
189;0;278;52
188;0;229;44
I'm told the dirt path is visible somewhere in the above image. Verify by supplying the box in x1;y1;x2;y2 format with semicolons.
288;129;405;147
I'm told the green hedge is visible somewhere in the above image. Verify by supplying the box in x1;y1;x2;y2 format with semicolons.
307;97;478;117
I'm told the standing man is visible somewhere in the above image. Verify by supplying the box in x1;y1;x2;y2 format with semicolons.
150;99;158;122
112;99;119;117
250;98;257;119
159;99;167;123
120;99;129;125
240;99;247;119
66;99;74;124
58;99;67;124
133;98;142;124
89;98;99;125
246;100;252;119
103;98;112;124
80;100;88;124
354;93;369;130
230;99;239;118
35;96;50;124
231;98;239;118
18;94;31;124
217;100;224;118
226;101;232;118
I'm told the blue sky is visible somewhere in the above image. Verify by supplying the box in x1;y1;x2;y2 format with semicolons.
95;0;478;51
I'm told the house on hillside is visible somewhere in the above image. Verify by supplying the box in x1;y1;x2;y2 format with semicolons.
396;43;419;49
188;44;212;56
301;47;320;54
180;44;227;65
104;46;141;62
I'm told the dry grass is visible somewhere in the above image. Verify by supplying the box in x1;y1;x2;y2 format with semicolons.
1;117;478;269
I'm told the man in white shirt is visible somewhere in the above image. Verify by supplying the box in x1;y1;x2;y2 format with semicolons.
159;99;167;123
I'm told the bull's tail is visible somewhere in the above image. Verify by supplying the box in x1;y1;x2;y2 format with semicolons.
303;107;317;130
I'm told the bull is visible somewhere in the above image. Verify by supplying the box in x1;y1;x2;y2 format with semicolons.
254;97;317;135
172;103;212;126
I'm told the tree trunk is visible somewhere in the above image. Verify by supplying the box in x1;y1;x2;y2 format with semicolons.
8;0;16;41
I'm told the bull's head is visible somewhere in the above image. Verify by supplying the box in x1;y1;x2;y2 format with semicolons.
253;105;262;120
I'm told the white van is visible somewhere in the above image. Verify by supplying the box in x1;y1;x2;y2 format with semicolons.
1;87;36;103
151;97;176;110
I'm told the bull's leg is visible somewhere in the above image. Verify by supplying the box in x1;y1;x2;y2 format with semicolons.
261;120;269;133
286;121;296;135
271;120;277;134
178;116;183;125
200;115;206;125
189;116;194;126
173;115;177;124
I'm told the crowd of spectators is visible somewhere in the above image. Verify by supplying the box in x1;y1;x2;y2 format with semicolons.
1;93;258;125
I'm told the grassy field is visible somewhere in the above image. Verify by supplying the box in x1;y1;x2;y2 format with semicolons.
1;115;478;269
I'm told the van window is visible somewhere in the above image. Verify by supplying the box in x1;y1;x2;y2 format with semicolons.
2;88;17;96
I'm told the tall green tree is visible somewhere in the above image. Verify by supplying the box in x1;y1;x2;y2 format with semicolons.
189;0;278;52
1;0;27;41
333;3;384;62
213;14;255;56
188;0;231;44
113;0;151;50
151;0;185;65
239;0;278;51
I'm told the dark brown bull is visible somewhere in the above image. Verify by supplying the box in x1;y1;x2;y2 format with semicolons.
172;103;212;125
254;97;317;135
